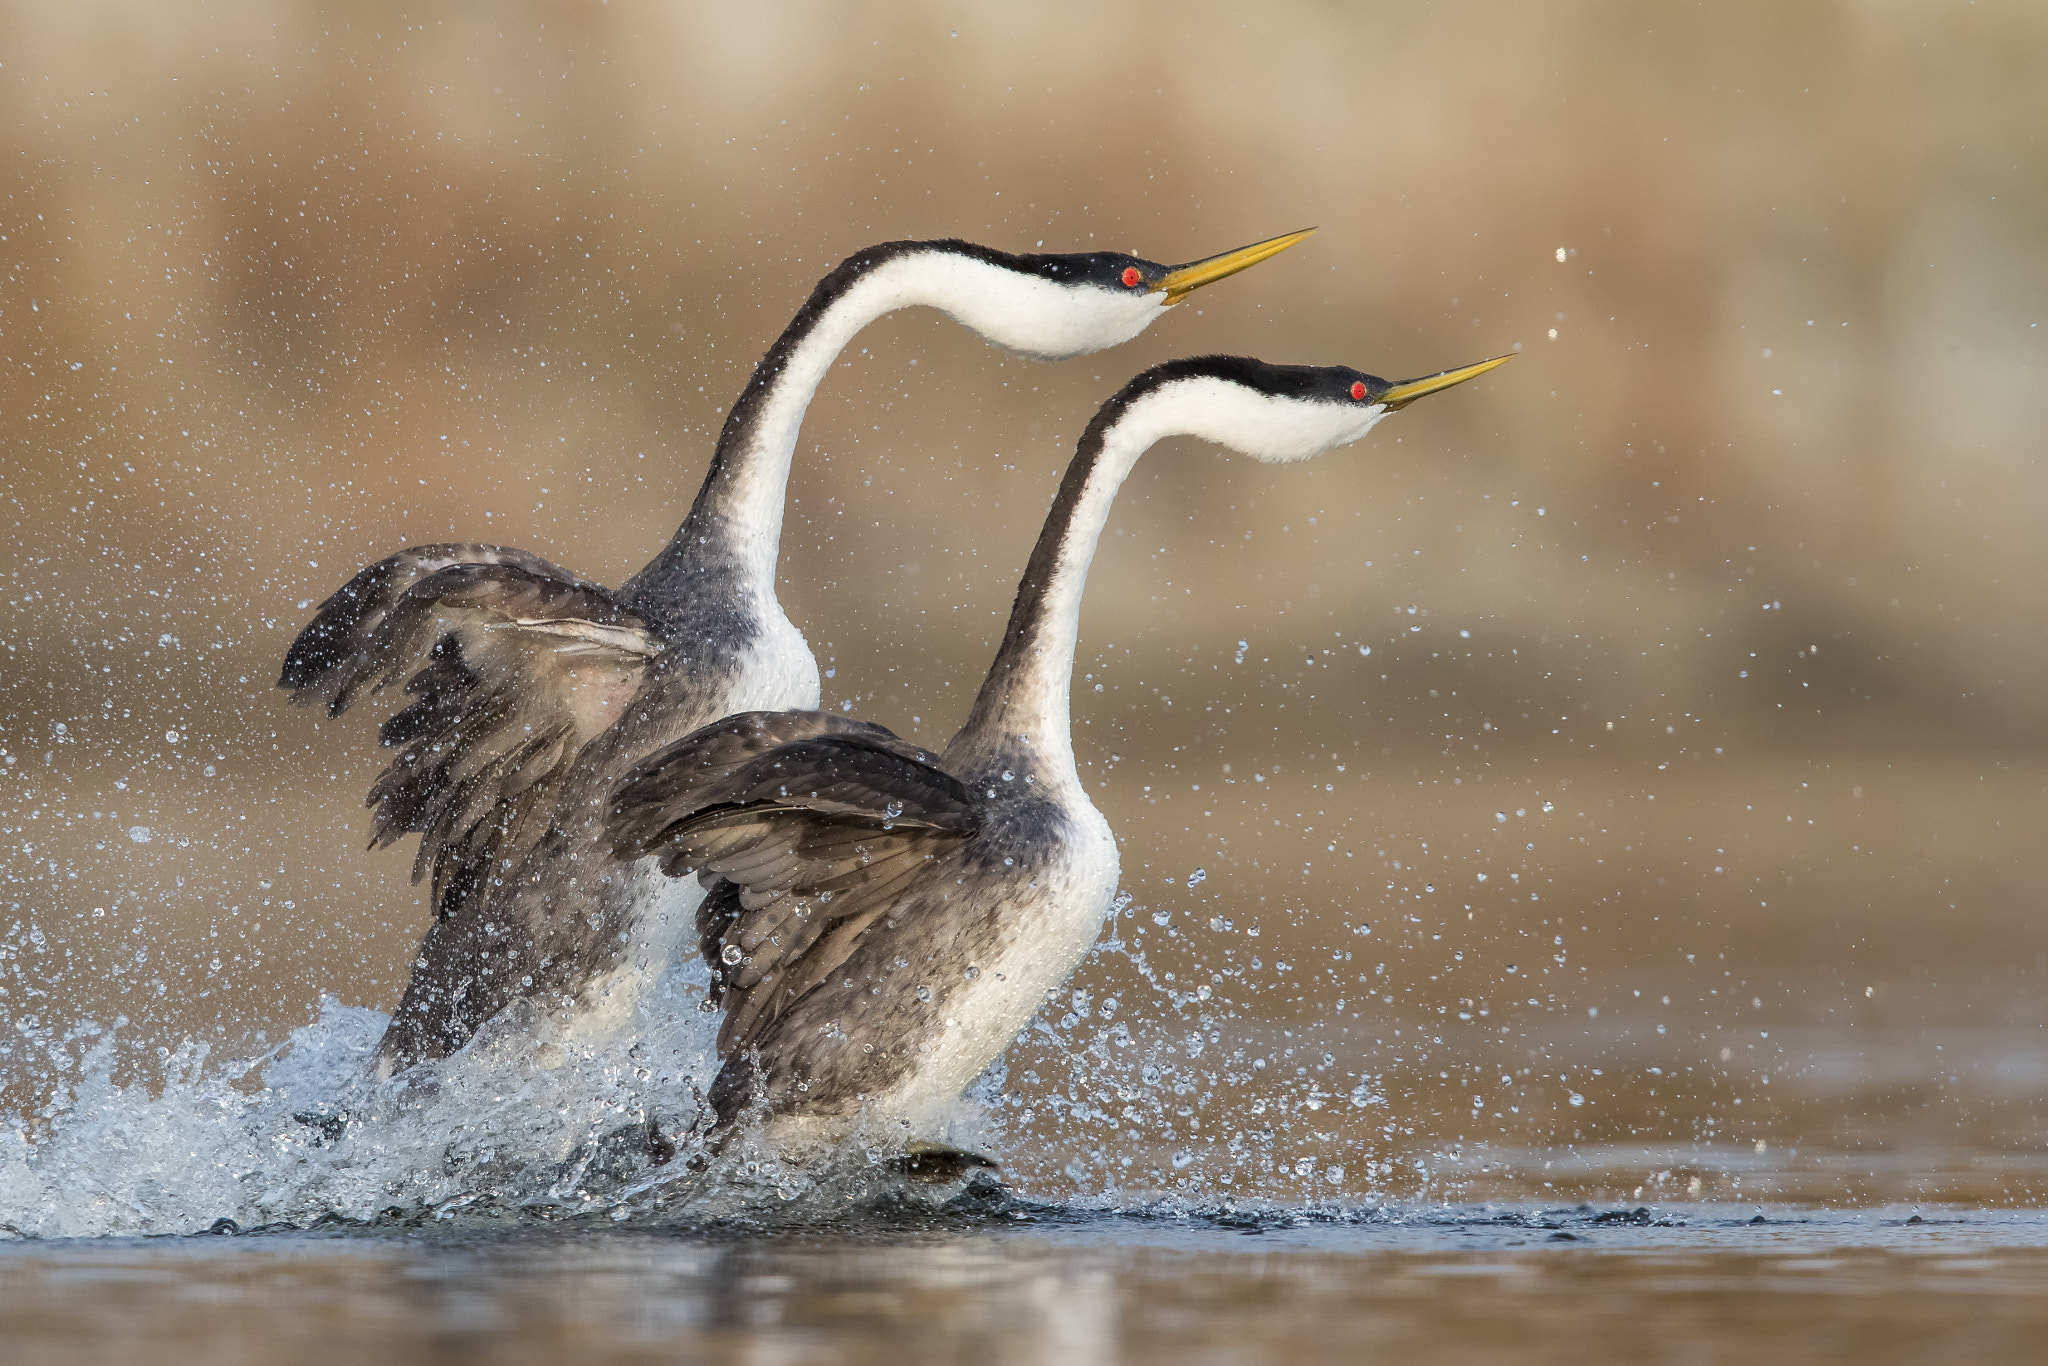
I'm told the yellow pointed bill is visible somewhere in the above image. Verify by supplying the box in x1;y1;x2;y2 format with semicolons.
1157;228;1315;305
1378;353;1513;410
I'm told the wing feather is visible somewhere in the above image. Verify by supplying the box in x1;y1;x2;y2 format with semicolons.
610;716;981;1058
279;544;662;922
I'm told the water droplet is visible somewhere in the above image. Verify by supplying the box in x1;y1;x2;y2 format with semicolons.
1569;1092;1585;1108
915;984;931;1003
963;965;980;981
1186;867;1206;886
721;943;743;965
1495;812;1507;824
1152;909;1172;927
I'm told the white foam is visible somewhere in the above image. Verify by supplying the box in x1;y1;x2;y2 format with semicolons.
0;959;727;1238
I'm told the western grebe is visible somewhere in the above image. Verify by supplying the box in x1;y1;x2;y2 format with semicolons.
607;350;1510;1153
279;231;1312;1072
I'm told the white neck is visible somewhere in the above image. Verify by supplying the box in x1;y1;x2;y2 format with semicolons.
953;374;1382;781
625;247;1164;626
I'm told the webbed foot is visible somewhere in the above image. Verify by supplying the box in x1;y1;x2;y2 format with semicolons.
891;1141;1002;1185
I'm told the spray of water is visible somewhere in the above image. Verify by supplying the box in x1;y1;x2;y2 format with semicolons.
1;887;1418;1238
0;958;729;1237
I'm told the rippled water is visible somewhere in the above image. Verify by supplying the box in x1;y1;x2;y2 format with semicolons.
5;1205;2048;1364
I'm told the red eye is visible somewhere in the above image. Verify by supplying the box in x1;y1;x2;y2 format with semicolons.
1350;381;1367;401
1121;266;1141;288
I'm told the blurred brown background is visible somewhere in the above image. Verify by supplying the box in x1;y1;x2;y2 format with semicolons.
2;1;2044;1199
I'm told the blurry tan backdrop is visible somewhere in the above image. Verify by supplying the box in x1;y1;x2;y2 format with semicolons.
2;1;2044;1199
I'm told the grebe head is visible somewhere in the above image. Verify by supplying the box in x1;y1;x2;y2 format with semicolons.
1101;352;1515;464
915;228;1314;361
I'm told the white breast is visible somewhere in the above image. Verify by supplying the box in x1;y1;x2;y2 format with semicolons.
554;859;711;1052
555;609;819;1055
882;796;1121;1125
726;606;823;714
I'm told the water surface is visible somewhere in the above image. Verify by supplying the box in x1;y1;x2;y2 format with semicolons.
5;1204;2046;1364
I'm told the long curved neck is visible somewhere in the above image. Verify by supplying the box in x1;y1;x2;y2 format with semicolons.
949;389;1175;782
949;365;1363;783
617;244;926;631
619;242;1125;637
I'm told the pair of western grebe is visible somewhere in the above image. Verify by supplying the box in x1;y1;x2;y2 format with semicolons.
282;229;1505;1164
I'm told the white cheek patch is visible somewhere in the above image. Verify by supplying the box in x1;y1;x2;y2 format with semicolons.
883;254;1164;360
982;280;1164;360
1127;380;1386;463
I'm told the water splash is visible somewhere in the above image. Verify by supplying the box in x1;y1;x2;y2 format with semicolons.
984;900;1395;1208
0;964;726;1237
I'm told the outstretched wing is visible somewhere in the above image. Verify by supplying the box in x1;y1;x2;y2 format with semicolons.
610;713;979;1058
280;543;663;913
